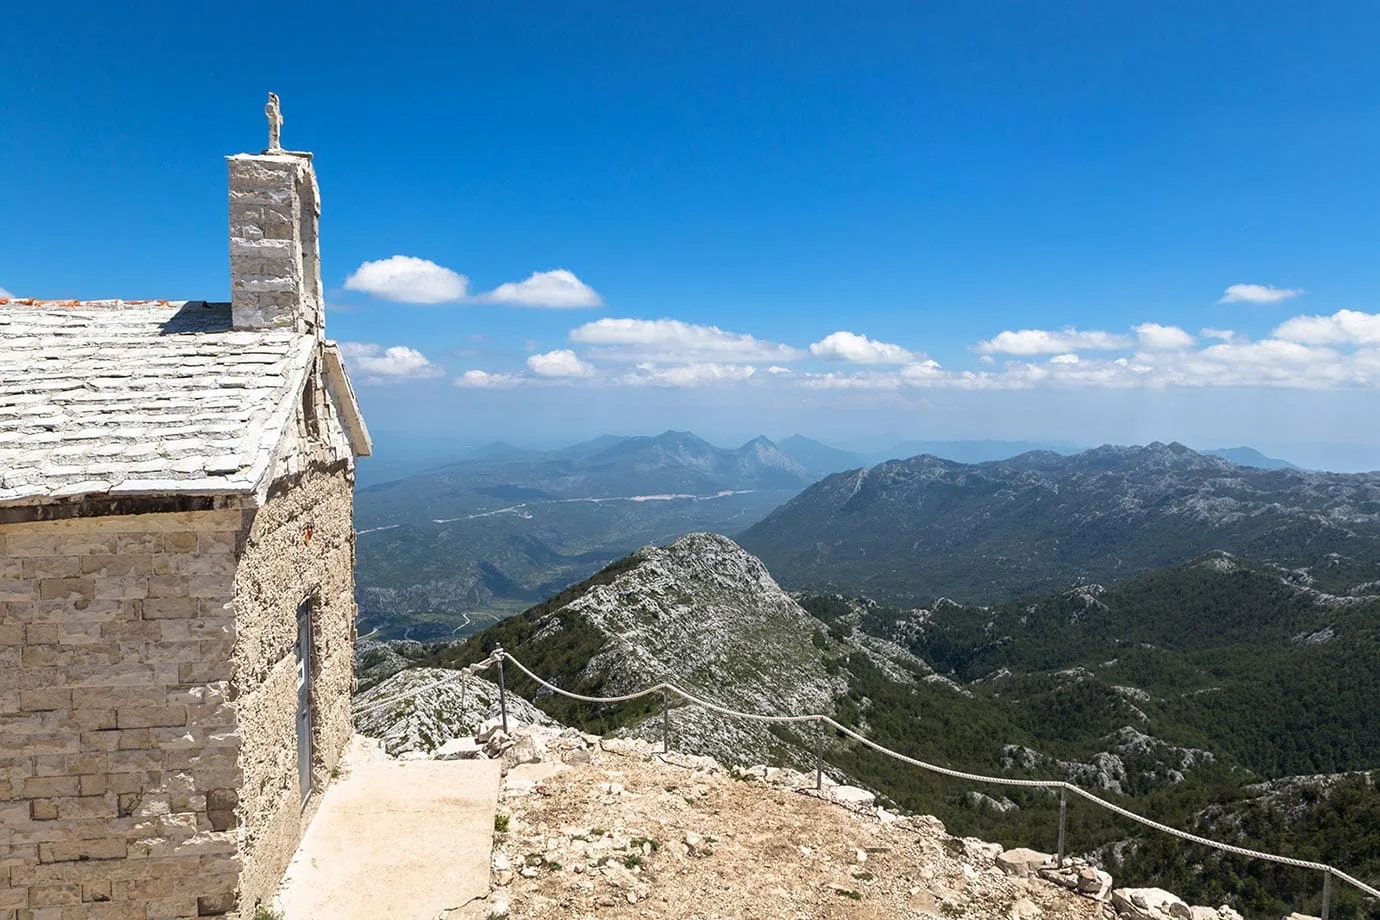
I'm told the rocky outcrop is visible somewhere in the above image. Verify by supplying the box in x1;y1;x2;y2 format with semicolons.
486;533;848;767
1002;727;1215;794
352;666;554;756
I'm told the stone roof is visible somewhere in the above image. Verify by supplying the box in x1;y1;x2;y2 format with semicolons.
0;299;318;506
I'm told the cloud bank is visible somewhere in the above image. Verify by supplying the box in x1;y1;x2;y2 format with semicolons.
444;307;1380;393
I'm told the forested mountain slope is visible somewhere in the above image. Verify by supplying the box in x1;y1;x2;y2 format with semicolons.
738;442;1380;604
381;534;1380;918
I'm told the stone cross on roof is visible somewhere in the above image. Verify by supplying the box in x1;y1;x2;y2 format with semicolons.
266;92;283;153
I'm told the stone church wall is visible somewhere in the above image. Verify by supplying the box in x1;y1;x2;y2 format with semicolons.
229;465;356;915
0;508;244;919
228;355;359;915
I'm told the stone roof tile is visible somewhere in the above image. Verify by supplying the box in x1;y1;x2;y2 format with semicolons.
0;299;314;506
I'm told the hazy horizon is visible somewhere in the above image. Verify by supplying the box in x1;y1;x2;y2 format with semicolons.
353;425;1380;486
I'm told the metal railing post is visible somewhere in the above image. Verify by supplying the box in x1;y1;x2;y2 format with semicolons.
1057;788;1068;868
661;690;670;753
1322;868;1332;920
815;719;825;791
495;647;509;734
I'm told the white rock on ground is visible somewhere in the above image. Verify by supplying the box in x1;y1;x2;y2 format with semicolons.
1113;887;1193;920
995;847;1054;879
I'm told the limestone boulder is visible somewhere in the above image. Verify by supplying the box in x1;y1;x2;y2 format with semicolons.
1077;867;1114;901
433;737;485;760
829;785;877;808
500;732;546;771
996;847;1054;879
482;730;513;758
1112;887;1192;920
1189;907;1244;920
960;838;1004;863
1038;864;1112;901
476;718;507;743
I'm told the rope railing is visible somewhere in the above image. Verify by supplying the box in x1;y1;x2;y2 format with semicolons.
480;646;1378;919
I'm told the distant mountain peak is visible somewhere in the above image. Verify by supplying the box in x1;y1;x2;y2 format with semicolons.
775;435;868;480
740;441;1380;606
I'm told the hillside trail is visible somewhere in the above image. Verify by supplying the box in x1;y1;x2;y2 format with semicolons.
451;734;1118;920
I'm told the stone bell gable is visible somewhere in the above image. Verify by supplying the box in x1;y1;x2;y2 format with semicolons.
1;100;369;919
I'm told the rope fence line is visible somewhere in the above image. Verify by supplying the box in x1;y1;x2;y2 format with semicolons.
485;646;1379;917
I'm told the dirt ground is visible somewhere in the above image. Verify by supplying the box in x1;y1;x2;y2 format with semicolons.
461;735;1114;920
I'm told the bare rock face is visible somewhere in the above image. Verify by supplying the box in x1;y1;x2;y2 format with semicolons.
354;667;554;756
497;533;850;767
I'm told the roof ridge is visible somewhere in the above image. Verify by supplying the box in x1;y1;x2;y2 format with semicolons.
0;299;222;309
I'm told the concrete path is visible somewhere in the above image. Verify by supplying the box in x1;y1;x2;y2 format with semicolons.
276;746;501;920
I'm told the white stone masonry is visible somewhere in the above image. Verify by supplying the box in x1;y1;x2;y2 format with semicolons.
228;153;324;336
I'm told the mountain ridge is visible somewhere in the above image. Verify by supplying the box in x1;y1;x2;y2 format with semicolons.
738;441;1380;606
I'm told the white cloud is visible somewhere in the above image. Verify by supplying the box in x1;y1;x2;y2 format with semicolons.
570;318;803;363
1134;322;1196;350
809;330;915;364
527;349;596;378
976;327;1132;355
453;370;521;388
344;255;468;304
1218;283;1304;304
481;269;603;308
900;360;945;381
624;362;758;387
1273;309;1380;346
337;342;444;382
0;286;13;299
1201;328;1237;342
1049;353;1080;365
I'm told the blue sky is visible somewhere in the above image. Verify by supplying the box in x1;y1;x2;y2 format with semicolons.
7;2;1380;468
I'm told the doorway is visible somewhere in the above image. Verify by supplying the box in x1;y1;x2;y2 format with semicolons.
295;598;314;808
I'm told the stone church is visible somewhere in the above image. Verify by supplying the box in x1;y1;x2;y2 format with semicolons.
1;111;371;918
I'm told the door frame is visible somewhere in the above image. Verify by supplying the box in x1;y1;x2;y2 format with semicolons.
294;596;317;810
